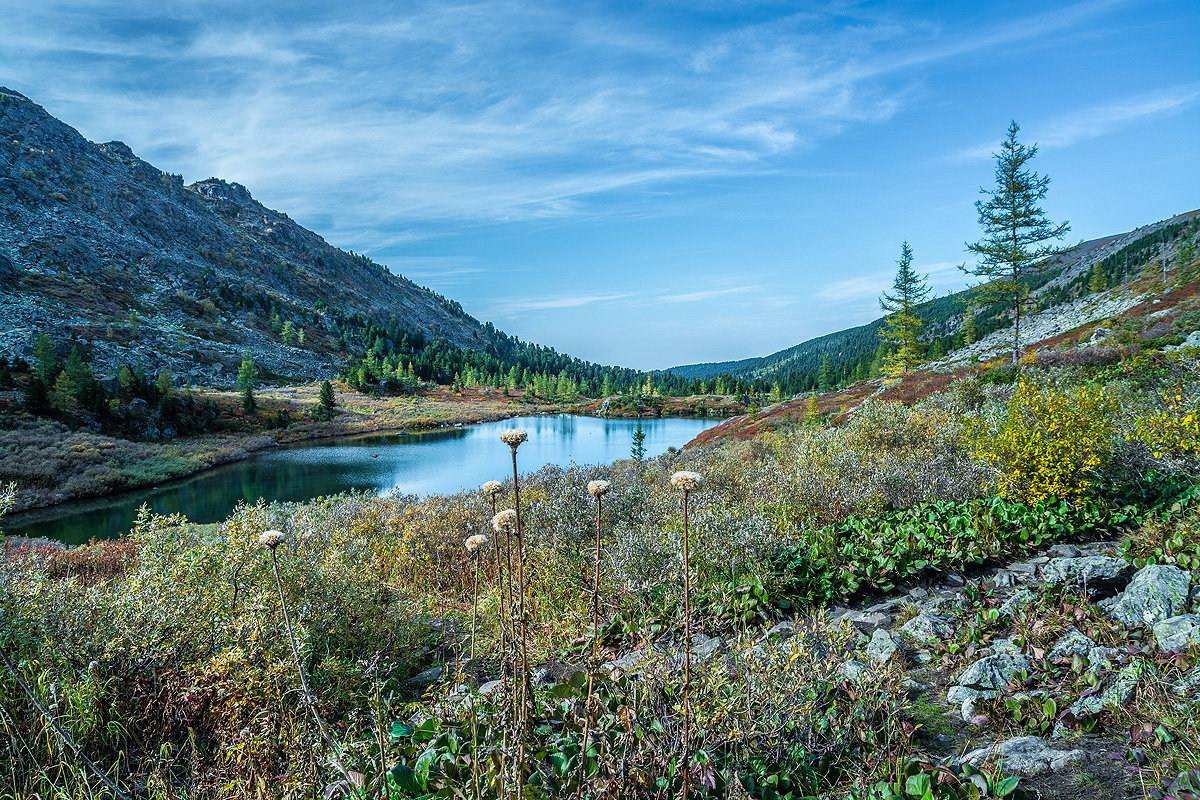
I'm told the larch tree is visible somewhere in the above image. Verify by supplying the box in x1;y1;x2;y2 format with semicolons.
963;121;1070;366
878;241;931;374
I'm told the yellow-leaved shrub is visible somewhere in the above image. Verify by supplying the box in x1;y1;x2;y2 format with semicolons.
968;380;1116;504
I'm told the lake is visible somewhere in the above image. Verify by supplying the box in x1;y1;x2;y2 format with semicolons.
5;414;720;545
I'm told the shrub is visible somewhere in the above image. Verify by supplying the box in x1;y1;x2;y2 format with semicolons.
967;380;1116;504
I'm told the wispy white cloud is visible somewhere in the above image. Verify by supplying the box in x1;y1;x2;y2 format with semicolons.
489;291;637;316
953;84;1200;161
658;285;761;303
0;0;1140;238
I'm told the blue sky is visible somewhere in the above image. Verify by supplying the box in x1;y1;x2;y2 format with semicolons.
2;0;1198;370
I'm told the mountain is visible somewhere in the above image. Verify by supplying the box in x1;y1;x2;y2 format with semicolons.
668;211;1200;387
0;87;491;385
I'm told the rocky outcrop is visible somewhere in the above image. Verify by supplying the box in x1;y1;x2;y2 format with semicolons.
1043;556;1135;598
1105;565;1192;627
961;736;1087;776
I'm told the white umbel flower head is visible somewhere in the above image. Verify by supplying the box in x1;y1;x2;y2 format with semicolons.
482;480;503;496
258;530;286;549
670;471;703;493
499;428;528;448
465;533;489;553
587;480;611;497
492;509;518;533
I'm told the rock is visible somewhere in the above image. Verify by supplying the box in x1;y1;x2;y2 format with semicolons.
1047;627;1095;660
961;736;1087;776
1058;660;1148;735
478;679;504;698
989;570;1021;588
1153;614;1200;652
1044;556;1135;598
989;639;1021;655
866;629;898;664
841;659;870;681
947;654;1033;719
838;609;891;629
908;587;930;600
1048;544;1083;558
690;635;729;662
944;573;966;587
1173;668;1200;697
899;611;954;643
409;665;443;686
602;649;648;677
999;589;1036;618
1107;565;1192;627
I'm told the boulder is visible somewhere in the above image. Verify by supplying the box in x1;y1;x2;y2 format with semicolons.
1106;565;1192;627
1043;556;1135;598
947;654;1033;719
999;589;1036;618
1047;627;1094;660
841;659;870;682
409;665;443;686
961;736;1087;776
866;629;898;664
1153;614;1200;652
899;611;954;643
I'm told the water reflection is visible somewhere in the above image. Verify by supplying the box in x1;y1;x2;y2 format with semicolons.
7;414;719;545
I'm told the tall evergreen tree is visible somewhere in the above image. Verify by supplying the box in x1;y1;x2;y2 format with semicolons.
961;303;978;345
630;421;647;460
963;121;1070;365
878;242;931;374
818;353;835;392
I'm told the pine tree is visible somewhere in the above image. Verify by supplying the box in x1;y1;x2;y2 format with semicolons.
963;121;1070;366
878;242;931;374
281;321;296;345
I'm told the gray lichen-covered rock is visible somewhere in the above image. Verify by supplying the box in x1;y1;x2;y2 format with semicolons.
866;629;898;664
899;611;954;643
999;589;1036;618
1153;614;1200;652
1044;556;1135;597
947;653;1033;719
841;659;870;682
961;736;1087;775
1047;627;1095;660
1056;659;1149;736
1107;565;1192;627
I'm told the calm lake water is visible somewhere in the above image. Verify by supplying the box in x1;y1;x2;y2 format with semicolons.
6;414;720;545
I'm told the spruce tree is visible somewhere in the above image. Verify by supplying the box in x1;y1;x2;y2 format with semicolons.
317;380;337;420
818;353;834;392
878;242;931;374
963;121;1070;365
630;421;647;460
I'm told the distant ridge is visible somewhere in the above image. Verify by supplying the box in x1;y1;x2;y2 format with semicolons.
667;210;1199;387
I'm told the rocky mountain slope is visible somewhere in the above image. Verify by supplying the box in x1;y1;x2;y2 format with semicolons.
0;87;489;385
669;211;1200;386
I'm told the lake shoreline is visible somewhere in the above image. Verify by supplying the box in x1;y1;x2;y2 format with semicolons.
3;406;722;542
